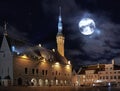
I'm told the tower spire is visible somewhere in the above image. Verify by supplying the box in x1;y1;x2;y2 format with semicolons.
56;2;65;57
3;21;8;36
58;5;63;34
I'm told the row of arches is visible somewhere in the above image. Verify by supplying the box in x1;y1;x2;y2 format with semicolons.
30;78;68;86
17;77;70;86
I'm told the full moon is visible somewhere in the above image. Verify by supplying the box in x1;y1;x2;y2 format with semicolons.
79;18;96;35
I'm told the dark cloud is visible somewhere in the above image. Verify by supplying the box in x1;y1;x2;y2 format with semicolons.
25;0;120;67
0;24;29;43
0;0;120;68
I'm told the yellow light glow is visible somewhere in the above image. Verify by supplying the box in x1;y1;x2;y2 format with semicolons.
66;65;71;70
95;80;102;83
55;62;59;65
54;62;60;68
21;54;27;59
68;61;71;65
43;58;46;62
41;58;46;63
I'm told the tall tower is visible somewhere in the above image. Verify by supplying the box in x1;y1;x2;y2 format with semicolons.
56;6;65;56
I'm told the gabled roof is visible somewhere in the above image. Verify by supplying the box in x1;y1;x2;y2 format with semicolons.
72;69;77;75
0;31;68;65
25;46;68;65
0;34;31;53
78;64;105;75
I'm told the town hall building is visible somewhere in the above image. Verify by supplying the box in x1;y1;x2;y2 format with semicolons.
0;7;72;86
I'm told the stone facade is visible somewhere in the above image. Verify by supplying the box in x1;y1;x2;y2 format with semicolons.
76;60;120;87
13;54;72;86
0;35;72;86
98;60;120;86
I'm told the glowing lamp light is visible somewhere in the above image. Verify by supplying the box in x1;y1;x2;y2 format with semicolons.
12;46;15;52
17;52;20;55
21;54;27;59
39;44;41;47
68;61;71;65
95;80;102;83
55;62;59;65
43;58;46;62
93;84;95;86
108;82;111;86
52;49;55;52
66;65;70;70
54;62;60;68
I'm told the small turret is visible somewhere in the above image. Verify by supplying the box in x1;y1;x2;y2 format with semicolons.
97;63;100;68
3;22;8;36
112;59;115;65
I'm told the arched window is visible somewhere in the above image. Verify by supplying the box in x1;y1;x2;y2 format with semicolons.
36;69;38;74
32;69;35;74
42;70;44;75
25;68;28;74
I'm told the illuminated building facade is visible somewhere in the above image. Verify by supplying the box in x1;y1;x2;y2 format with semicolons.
12;48;71;86
98;60;120;86
76;60;120;86
0;7;72;86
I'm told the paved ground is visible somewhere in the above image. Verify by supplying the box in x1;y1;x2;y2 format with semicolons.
1;86;120;91
0;86;76;91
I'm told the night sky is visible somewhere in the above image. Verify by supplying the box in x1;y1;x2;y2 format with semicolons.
0;0;120;68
